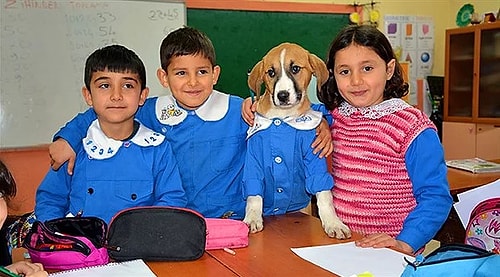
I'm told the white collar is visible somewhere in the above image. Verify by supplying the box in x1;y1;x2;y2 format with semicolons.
338;98;411;119
246;110;323;139
83;119;165;160
156;90;229;125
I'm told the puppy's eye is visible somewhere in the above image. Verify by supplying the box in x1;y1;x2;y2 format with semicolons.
266;68;275;78
291;65;301;74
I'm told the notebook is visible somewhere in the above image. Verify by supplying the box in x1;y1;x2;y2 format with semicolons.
48;259;156;277
446;158;500;174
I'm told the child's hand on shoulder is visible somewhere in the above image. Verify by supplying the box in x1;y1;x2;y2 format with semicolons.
312;119;333;158
355;233;414;254
241;97;257;126
49;138;76;175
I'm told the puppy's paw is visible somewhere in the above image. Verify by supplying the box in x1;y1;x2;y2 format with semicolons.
243;213;264;233
322;217;351;239
243;195;264;233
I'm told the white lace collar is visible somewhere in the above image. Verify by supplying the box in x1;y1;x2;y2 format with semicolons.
156;90;229;125
83;119;165;160
247;110;323;139
337;98;411;119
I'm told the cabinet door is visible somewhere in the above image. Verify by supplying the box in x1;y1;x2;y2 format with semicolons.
478;27;500;119
476;124;500;160
445;31;474;118
442;122;476;160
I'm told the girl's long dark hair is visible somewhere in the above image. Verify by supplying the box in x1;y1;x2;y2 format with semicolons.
318;25;408;110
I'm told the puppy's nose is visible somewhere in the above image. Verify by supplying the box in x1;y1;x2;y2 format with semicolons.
277;91;289;103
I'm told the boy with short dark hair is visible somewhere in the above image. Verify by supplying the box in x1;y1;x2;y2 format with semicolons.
35;45;187;223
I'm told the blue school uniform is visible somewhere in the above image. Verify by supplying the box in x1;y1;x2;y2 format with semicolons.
54;91;247;219
36;120;187;224
243;110;333;216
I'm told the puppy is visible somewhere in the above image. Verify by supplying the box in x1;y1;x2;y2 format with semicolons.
243;42;351;239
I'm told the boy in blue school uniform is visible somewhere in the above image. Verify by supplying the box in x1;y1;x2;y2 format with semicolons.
35;45;187;224
48;27;332;219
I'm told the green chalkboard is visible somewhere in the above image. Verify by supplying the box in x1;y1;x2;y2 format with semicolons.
187;9;350;98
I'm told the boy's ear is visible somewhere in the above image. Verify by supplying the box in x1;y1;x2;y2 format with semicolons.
156;68;169;88
82;86;93;106
139;87;149;106
212;65;221;86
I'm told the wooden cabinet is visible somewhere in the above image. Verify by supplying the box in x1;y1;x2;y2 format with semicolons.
443;22;500;159
443;122;500;160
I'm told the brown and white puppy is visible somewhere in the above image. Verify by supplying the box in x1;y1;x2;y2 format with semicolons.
243;42;351;239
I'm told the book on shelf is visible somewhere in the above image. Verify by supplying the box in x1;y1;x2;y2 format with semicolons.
446;158;500;174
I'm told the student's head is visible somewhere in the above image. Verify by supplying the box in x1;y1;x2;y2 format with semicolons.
318;25;408;110
82;45;149;132
156;26;221;110
0;160;16;227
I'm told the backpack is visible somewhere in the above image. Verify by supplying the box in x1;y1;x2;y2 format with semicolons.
400;243;500;277
464;197;500;253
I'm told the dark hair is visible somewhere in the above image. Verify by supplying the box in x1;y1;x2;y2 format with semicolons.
0;160;16;202
159;26;216;71
318;25;409;110
84;44;147;91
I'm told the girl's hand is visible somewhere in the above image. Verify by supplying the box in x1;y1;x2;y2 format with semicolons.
355;233;414;255
6;261;48;277
312;119;333;158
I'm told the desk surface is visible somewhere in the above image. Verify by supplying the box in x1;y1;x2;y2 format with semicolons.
447;159;500;195
206;212;362;276
12;213;358;276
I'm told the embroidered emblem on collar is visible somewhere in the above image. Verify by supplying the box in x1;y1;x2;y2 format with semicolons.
156;90;230;125
246;110;322;139
83;120;165;160
338;98;411;119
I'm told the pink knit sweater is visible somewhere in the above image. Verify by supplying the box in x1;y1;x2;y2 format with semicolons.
330;99;436;237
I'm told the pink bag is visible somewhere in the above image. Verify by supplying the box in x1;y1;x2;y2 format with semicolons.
205;218;249;250
464;197;500;253
23;217;109;270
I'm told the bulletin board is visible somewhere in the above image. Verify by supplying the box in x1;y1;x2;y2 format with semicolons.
0;0;185;148
186;1;352;98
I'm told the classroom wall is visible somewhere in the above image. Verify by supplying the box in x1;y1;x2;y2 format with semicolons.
276;0;499;76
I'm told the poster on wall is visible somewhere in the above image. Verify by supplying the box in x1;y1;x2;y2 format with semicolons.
383;15;434;109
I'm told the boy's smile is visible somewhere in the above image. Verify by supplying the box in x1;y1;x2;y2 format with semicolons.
157;54;220;110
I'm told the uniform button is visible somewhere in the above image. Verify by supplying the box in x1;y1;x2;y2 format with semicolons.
277;188;283;193
87;188;94;194
273;119;281;126
131;193;137;200
273;207;279;212
274;156;282;163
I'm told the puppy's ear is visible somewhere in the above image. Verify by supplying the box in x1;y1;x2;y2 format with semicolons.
247;60;264;100
308;53;329;92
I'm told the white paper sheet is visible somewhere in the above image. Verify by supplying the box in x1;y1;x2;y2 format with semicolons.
291;241;413;277
454;179;500;227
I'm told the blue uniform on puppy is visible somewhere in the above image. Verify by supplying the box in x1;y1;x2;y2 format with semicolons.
243;42;351;239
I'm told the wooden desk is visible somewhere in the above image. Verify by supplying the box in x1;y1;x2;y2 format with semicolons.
13;213;358;276
447;165;500;195
207;212;361;276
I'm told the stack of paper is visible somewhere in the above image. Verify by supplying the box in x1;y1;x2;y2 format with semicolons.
454;178;500;227
291;241;413;276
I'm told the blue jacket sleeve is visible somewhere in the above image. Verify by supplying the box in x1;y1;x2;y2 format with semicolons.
35;164;72;222
152;140;187;208
311;103;333;125
397;128;453;252
53;109;97;153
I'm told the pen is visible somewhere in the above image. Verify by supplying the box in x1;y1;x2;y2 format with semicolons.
0;266;23;277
